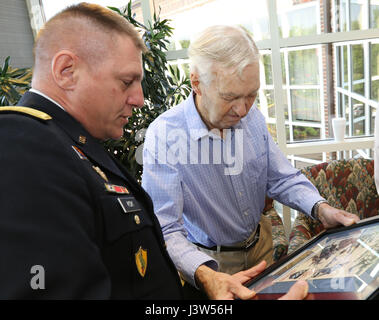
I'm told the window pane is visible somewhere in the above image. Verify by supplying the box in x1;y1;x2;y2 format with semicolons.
42;0;143;22
291;89;321;122
352;98;365;136
154;0;270;50
339;45;349;90
351;0;364;30
276;0;319;38
352;44;365;96
285;125;290;141
343;94;350;136
257;90;276;119
371;1;379;28
335;0;348;32
267;124;277;143
288;48;319;85
372;43;379;101
262;54;273;85
281;52;287;85
372;79;379;102
370;107;376;135
293;125;321;141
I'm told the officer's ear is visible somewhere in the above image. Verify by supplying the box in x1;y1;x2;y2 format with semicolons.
51;50;78;90
190;72;202;97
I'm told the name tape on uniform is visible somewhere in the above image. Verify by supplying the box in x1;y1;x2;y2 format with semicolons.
117;197;142;214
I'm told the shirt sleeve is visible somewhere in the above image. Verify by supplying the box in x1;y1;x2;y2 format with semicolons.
142;122;218;287
264;126;325;216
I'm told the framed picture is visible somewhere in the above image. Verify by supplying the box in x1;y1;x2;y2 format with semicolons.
246;216;379;300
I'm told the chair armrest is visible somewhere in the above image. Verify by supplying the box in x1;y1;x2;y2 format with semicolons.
288;212;324;254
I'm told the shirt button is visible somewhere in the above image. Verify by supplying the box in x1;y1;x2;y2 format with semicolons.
239;192;243;197
244;210;249;216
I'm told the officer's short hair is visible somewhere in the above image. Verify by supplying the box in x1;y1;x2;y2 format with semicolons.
34;2;146;70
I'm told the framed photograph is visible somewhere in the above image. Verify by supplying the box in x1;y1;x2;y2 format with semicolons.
246;216;379;300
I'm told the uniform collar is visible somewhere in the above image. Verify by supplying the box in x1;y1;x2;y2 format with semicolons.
18;91;125;179
29;88;66;112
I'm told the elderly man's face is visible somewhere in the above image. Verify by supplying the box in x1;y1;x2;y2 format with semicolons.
197;62;260;130
75;35;144;140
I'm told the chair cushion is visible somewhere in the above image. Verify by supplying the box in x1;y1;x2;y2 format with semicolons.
288;158;379;253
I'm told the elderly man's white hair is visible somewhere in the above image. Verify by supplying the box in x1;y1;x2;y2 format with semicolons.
188;25;260;86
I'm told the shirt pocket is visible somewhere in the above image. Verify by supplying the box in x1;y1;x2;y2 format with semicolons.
100;195;153;243
246;151;268;180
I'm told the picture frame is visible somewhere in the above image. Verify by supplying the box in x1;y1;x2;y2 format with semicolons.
246;216;379;300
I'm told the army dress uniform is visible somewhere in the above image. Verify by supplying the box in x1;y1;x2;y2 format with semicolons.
0;91;183;299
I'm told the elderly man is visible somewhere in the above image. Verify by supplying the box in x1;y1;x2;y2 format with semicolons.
142;25;359;298
0;3;307;300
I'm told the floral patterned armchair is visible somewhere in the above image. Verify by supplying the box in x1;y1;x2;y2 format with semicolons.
263;197;288;262
288;158;379;254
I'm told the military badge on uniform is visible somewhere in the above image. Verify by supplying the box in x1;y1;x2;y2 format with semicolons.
92;165;108;182
78;135;87;145
72;146;88;160
135;246;148;277
134;214;141;225
104;183;129;194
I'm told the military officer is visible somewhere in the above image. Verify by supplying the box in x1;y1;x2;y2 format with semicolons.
0;2;183;299
0;3;308;300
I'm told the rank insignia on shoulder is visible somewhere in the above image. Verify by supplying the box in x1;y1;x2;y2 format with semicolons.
104;183;129;194
135;246;148;278
72;146;88;160
0;106;52;121
92;165;108;182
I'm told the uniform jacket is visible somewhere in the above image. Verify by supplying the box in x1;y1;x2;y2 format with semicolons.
0;91;183;299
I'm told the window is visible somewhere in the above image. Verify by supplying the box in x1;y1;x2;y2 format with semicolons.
38;0;378;231
40;0;377;165
149;0;270;51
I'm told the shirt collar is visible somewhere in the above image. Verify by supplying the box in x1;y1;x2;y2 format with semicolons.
185;91;210;141
29;88;66;112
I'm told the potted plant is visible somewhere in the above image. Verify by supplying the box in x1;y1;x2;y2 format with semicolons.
0;56;32;106
106;2;191;181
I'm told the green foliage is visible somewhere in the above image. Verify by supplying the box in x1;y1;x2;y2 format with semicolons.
105;2;191;181
0;56;32;106
293;126;320;141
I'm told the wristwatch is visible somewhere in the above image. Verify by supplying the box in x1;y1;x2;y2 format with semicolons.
311;200;328;220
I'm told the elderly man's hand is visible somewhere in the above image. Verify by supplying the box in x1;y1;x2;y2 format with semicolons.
318;203;360;229
195;261;308;300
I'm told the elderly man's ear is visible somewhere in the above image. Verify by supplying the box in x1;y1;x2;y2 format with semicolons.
190;72;202;96
51;50;78;90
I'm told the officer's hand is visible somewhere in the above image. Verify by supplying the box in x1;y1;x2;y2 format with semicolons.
195;261;309;300
318;203;359;229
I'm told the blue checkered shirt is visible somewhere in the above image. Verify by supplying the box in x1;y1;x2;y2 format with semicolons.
142;92;323;286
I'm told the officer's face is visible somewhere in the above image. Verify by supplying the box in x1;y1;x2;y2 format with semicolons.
77;34;144;140
194;62;260;130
